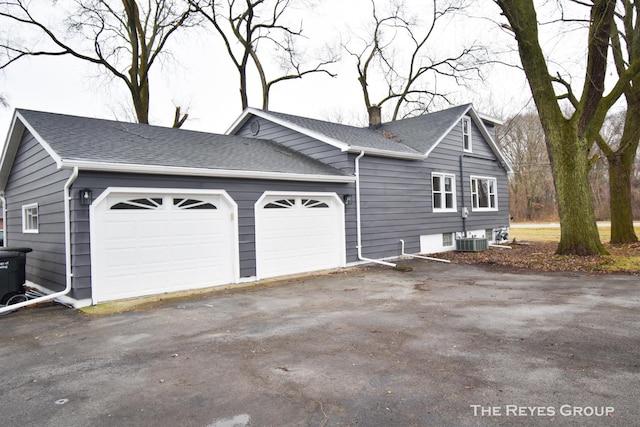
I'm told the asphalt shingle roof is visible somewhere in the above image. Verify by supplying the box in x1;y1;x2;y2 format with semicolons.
17;109;349;178
377;104;471;154
257;110;423;155
259;104;471;156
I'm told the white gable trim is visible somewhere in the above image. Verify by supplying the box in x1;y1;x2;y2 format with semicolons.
15;111;64;167
0;111;64;191
424;104;473;158
467;108;513;173
228;108;425;160
423;105;513;174
228;108;350;152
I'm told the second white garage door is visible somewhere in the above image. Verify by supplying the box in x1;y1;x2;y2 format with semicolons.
255;192;345;279
90;188;238;303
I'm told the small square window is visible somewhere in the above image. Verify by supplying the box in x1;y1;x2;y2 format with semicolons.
442;233;453;247
22;203;39;233
486;228;494;241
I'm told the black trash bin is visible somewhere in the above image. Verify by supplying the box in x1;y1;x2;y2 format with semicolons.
0;247;32;304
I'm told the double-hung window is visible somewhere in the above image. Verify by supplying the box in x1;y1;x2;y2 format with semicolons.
462;116;472;152
22;203;39;233
432;173;456;212
470;176;497;211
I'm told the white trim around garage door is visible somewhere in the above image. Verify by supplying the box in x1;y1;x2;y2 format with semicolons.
89;187;240;304
254;191;346;280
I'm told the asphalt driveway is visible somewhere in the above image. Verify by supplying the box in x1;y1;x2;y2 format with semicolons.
1;260;639;426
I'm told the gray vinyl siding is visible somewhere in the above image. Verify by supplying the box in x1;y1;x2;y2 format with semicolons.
356;120;509;259
357;155;427;258
3;131;71;294
235;117;352;172
71;172;356;300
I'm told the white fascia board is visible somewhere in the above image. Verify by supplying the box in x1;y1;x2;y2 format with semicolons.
231;108;424;160
233;108;351;151
421;105;514;174
1;111;63;191
346;146;424;160
15;111;64;167
61;160;356;183
0;114;23;191
424;104;473;158
225;108;253;134
467;108;514;174
477;112;505;126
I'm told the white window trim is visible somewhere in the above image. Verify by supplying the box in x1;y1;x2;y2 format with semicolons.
462;116;472;153
432;172;457;212
442;232;454;247
470;176;498;211
22;203;39;233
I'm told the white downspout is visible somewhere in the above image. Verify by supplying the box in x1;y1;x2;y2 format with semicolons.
399;239;451;263
355;151;396;268
0;167;78;314
1;193;6;247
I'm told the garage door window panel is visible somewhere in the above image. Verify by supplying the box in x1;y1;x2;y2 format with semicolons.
173;198;217;210
301;199;329;208
264;199;295;209
110;198;163;210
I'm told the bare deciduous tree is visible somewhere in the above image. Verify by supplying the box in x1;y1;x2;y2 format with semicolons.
497;112;556;221
592;0;640;243
345;0;486;121
495;0;640;255
0;0;197;127
190;0;337;111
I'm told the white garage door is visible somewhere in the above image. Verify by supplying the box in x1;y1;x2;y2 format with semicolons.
90;189;238;303
255;193;345;279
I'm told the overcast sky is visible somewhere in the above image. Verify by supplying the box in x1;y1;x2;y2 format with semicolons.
0;0;538;141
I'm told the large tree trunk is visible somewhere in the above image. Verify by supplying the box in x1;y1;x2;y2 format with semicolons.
607;90;640;243
547;126;608;255
497;0;609;255
608;150;639;243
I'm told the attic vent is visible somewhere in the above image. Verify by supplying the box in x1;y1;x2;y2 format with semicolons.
250;120;260;135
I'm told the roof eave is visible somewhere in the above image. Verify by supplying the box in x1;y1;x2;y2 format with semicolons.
424;104;473;157
60;160;356;183
0;110;64;191
466;108;514;174
228;108;352;152
477;112;505;126
346;146;424;160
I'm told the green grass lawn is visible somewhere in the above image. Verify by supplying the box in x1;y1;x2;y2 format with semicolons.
511;225;640;243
